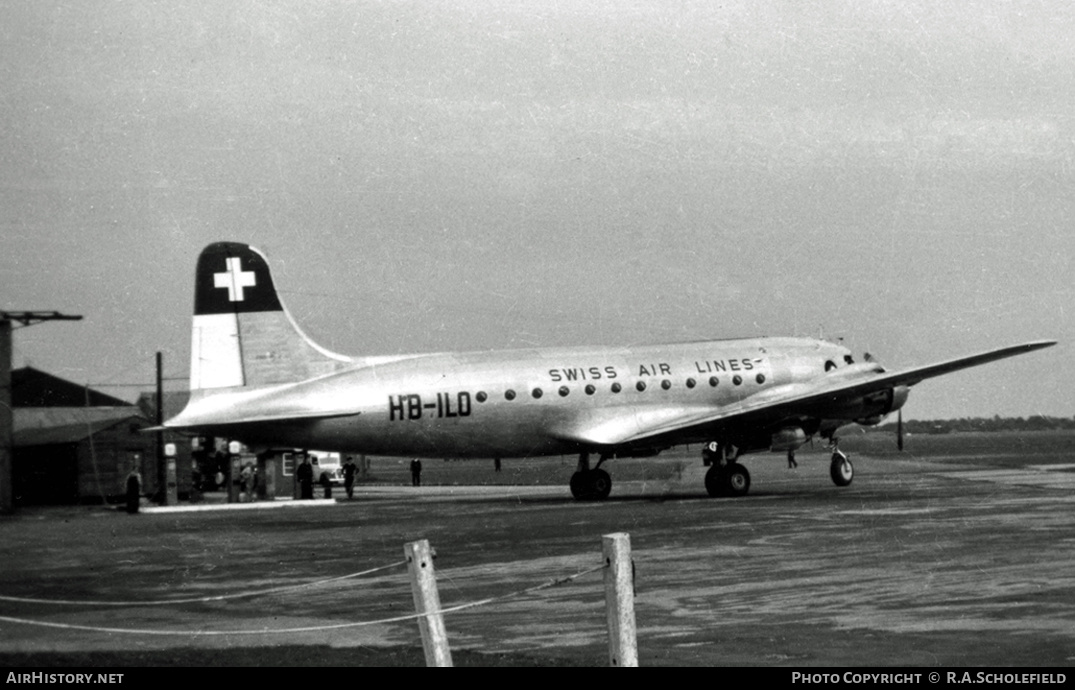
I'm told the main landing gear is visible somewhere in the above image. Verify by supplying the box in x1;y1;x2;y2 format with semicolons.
570;452;612;500
703;442;751;498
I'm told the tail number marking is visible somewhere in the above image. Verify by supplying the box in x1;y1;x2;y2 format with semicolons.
389;393;472;421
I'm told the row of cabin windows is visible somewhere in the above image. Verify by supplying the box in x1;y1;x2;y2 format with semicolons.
483;373;767;402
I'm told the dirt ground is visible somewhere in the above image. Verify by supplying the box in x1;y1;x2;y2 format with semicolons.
1;431;1073;667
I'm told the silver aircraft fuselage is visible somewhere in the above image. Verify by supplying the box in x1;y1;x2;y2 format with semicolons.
180;336;852;458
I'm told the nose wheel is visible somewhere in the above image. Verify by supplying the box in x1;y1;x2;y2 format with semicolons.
830;451;853;487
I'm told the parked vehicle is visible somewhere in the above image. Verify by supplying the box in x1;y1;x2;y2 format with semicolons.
285;450;344;486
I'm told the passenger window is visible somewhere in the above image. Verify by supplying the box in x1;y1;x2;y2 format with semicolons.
558;386;569;397
505;389;516;401
476;391;487;403
532;388;543;399
686;378;696;388
611;382;622;393
708;376;719;387
661;379;671;390
585;384;596;395
636;381;647;392
755;374;765;384
733;375;742;386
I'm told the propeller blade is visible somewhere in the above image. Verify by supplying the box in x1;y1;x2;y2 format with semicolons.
897;410;904;451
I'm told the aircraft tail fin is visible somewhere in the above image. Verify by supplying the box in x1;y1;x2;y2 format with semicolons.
189;242;352;392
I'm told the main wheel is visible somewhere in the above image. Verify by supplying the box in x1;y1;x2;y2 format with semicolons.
830;454;854;486
569;471;588;499
590;469;612;500
724;463;751;497
705;464;727;497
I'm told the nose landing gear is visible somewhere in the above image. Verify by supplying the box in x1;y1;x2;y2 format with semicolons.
830;448;853;486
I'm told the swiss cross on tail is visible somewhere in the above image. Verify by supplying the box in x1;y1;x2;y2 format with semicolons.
214;257;256;301
193;242;283;315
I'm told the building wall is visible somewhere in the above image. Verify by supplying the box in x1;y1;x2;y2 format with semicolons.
15;420;160;505
12;444;79;505
74;422;157;501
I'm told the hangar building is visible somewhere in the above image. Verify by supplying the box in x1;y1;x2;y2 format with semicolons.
11;367;158;505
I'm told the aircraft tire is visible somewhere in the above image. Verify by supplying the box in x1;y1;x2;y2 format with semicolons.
590;469;612;500
830;454;854;487
704;464;728;497
569;472;589;500
724;463;750;497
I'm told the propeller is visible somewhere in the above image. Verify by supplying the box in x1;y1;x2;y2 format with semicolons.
896;410;904;451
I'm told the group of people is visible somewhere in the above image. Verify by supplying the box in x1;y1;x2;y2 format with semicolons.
296;454;362;499
178;450;439;503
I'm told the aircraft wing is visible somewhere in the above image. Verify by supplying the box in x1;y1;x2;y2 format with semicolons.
551;340;1056;448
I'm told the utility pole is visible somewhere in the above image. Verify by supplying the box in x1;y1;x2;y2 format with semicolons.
0;311;83;514
156;351;177;505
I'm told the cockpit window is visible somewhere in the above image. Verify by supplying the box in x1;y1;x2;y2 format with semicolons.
825;360;837;372
844;355;854;364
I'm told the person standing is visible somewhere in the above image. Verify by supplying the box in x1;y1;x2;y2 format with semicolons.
190;461;203;503
125;468;141;514
240;462;257;502
343;456;358;499
296;454;314;499
410;458;422;487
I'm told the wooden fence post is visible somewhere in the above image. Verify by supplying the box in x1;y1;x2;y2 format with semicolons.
405;539;453;667
603;532;638;667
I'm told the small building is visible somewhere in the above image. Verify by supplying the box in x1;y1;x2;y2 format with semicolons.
13;407;155;504
12;367;157;505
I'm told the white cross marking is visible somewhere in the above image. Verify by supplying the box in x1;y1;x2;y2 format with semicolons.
213;257;256;302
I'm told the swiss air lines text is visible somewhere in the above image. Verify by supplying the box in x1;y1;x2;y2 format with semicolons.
548;366;619;382
547;358;761;382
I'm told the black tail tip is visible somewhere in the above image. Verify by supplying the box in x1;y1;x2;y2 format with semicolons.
194;242;283;315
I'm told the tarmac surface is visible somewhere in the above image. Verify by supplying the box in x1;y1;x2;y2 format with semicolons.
0;432;1073;667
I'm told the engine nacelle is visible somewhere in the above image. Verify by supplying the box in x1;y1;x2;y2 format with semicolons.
854;386;910;425
770;426;808;452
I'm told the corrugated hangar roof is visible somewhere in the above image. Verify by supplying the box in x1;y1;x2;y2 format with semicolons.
12;367;133;407
13;407;150;447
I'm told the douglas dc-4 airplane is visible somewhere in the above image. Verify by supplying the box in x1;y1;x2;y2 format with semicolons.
165;242;1056;500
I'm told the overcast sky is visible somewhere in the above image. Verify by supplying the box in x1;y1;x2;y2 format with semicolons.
2;1;1072;420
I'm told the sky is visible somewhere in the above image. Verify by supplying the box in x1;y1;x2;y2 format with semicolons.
2;0;1072;420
